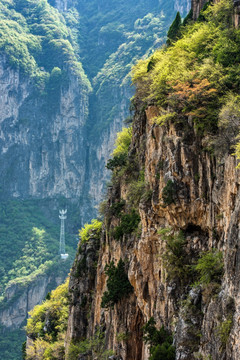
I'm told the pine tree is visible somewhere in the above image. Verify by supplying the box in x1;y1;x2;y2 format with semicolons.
167;12;182;46
182;8;193;26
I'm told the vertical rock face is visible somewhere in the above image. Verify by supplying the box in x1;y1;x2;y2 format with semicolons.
0;55;89;201
191;0;208;19
66;101;240;359
233;0;240;27
50;0;191;212
0;0;191;211
88;86;132;208
0;2;192;348
0;274;64;329
67;237;100;341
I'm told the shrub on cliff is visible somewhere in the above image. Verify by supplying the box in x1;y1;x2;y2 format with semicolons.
106;153;127;171
217;315;233;349
159;229;191;285
26;279;69;359
79;219;102;244
101;259;133;308
106;127;132;172
132;0;240;136
142;317;175;360
167;11;182;45
113;209;140;240
213;93;240;155
193;249;223;285
67;330;114;360
112;127;132;157
162;180;176;206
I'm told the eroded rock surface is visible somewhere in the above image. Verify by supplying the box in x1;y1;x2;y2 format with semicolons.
66;102;240;359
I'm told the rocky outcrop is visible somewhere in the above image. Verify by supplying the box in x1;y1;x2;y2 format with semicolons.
66;236;100;341
0;273;64;329
191;0;208;20
66;99;240;359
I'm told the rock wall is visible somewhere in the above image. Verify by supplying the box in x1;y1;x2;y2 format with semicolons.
0;55;89;202
0;273;64;329
88;85;132;208
233;0;240;27
0;1;191;346
191;0;208;19
66;101;240;359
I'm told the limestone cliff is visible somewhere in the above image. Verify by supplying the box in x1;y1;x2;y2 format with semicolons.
0;54;89;203
63;1;240;359
191;0;208;19
65;100;240;360
0;3;192;357
0;273;64;329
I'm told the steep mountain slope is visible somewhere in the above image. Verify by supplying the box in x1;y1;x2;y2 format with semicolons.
0;0;190;213
0;0;191;358
25;1;240;359
55;0;191;209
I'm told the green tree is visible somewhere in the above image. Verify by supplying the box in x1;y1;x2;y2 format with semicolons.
182;9;193;26
101;259;133;308
167;12;182;45
79;219;102;244
194;249;223;285
142;317;175;360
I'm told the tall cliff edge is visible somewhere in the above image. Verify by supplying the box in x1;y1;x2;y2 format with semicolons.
26;1;240;359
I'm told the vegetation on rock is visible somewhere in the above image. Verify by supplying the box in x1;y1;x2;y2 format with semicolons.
101;259;133;308
0;0;91;91
26;279;69;360
167;11;182;45
113;209;140;240
79;219;102;244
193;249;224;285
159;228;224;293
132;0;240;137
217;315;233;349
162;180;176;206
159;229;191;284
106;127;132;171
142;317;175;360
67;330;114;360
